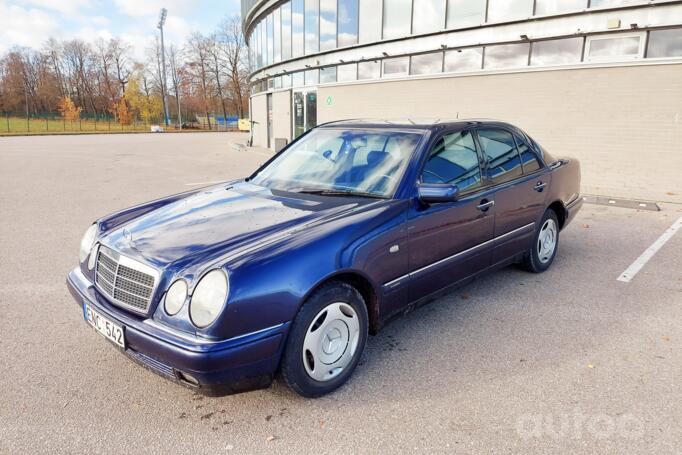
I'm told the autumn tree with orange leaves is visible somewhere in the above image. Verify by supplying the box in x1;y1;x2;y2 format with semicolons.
57;96;82;121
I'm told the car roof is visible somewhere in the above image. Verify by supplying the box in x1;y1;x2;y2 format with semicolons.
317;118;520;131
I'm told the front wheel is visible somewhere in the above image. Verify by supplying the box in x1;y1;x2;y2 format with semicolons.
279;282;368;397
522;209;559;273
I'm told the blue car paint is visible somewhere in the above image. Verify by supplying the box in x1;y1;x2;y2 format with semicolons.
67;119;582;395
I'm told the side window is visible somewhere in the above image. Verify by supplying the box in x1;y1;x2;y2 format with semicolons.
477;128;523;184
515;134;542;174
421;130;482;193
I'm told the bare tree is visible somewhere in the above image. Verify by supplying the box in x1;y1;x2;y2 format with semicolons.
185;32;214;129
218;16;249;117
168;44;183;126
206;34;228;128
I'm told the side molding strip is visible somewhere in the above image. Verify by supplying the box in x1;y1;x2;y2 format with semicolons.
383;222;535;289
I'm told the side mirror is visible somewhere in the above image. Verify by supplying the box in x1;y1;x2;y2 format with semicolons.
418;183;459;204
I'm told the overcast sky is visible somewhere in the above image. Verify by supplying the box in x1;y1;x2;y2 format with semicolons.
0;0;242;57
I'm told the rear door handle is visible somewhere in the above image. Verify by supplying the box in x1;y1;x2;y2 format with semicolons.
477;200;494;212
534;181;547;192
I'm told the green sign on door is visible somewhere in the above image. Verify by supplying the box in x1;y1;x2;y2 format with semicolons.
326;96;333;106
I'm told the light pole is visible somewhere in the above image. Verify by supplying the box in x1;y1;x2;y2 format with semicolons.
157;8;171;127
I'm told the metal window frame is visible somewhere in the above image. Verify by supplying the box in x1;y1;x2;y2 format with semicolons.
584;31;647;62
409;50;446;75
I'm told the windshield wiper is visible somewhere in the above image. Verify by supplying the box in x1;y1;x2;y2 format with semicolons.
296;188;386;199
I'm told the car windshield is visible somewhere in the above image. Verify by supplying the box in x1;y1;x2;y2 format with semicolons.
249;128;423;198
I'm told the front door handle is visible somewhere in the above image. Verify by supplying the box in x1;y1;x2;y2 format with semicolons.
477;199;494;212
534;181;547;192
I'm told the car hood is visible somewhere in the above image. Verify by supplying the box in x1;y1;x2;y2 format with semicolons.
102;181;360;269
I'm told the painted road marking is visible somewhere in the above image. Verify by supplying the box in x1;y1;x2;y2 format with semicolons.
184;180;225;186
617;215;682;283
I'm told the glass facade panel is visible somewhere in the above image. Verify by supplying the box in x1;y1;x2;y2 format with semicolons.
282;73;292;88
410;52;443;75
359;0;382;43
274;8;282;63
305;68;319;85
320;66;337;83
292;0;305;57
535;0;586;15
487;0;534;22
281;2;292;60
446;0;485;28
293;71;305;87
590;0;640;8
530;37;583;65
413;0;446;35
383;56;410;77
588;36;640;59
338;0;359;46
647;28;682;58
305;0;320;55
484;43;530;69
444;47;483;71
267;14;274;65
337;63;358;81
260;21;266;67
383;0;412;39
358;60;381;79
320;0;337;51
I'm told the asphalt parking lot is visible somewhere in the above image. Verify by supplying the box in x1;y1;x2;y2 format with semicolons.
1;133;681;454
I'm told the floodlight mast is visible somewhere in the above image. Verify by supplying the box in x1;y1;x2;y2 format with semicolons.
157;8;171;127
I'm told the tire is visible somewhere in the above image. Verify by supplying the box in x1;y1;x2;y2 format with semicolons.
522;209;560;273
280;281;369;398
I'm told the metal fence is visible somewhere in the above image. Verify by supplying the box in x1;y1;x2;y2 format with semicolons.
0;112;249;134
1;112;151;134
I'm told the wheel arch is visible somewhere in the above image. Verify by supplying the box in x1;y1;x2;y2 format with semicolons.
547;200;567;230
302;270;381;336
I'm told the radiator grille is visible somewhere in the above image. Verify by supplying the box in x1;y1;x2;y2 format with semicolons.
95;246;157;314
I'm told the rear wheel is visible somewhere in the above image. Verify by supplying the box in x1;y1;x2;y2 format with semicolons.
522;209;559;273
280;281;368;397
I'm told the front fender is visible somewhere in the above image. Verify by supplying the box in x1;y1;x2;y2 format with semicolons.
206;199;409;340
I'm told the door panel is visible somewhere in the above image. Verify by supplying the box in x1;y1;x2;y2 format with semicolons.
490;172;550;263
407;192;495;302
476;128;550;264
405;129;494;303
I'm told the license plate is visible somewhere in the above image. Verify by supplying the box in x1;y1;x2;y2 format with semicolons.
84;303;125;349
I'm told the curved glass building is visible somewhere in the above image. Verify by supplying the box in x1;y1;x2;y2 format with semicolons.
242;0;682;200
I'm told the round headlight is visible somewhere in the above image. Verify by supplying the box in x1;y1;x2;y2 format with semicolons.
79;224;98;263
164;280;188;316
189;270;228;328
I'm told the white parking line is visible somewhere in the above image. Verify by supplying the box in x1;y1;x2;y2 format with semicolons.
617;215;682;283
184;180;225;186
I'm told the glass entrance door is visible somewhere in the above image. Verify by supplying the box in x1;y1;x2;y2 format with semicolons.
293;90;317;138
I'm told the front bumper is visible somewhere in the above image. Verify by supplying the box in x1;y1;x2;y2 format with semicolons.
67;268;289;395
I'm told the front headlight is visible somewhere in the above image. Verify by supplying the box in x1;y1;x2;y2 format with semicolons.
79;224;98;263
189;270;228;328
164;280;188;316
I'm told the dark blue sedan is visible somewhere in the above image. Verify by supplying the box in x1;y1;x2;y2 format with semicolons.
67;119;582;397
